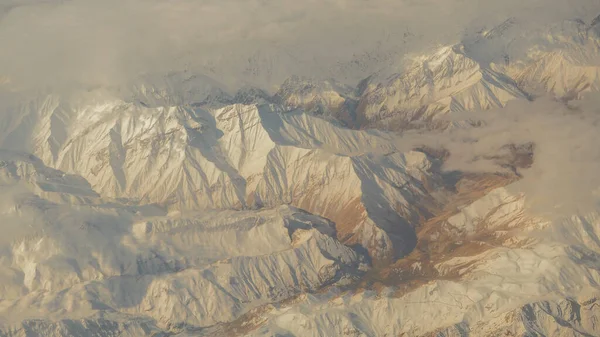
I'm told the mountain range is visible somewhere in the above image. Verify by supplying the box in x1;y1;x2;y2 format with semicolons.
0;14;600;337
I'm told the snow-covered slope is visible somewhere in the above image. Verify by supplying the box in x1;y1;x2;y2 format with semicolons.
3;91;595;336
235;188;600;337
3;93;452;262
343;17;600;131
273;76;358;127
503;19;600;100
1;12;600;337
356;45;529;130
0;153;365;335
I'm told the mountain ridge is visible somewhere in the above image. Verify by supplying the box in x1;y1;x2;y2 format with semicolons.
1;13;600;337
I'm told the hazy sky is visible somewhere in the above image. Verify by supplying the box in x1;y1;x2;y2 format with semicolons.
1;0;599;90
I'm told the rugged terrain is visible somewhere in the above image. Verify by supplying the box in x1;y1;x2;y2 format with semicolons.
0;13;600;337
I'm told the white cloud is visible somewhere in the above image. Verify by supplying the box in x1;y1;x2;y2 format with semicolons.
394;95;600;218
0;0;599;91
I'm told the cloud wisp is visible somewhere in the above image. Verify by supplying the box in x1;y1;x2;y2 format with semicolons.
1;0;599;91
392;96;600;218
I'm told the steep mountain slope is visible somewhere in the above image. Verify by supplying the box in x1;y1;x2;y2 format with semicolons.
1;12;600;337
4;93;455;262
273;76;358;127
235;188;600;337
461;17;600;101
0;92;576;337
0;151;364;335
5;167;599;337
318;17;599;131
503;19;600;100
355;45;529;130
431;293;600;336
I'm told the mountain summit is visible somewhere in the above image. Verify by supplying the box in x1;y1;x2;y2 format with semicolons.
1;10;600;337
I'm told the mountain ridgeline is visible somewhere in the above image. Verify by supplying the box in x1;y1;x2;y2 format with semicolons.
0;15;599;337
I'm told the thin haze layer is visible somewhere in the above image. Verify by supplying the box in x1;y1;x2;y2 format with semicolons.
0;0;599;90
